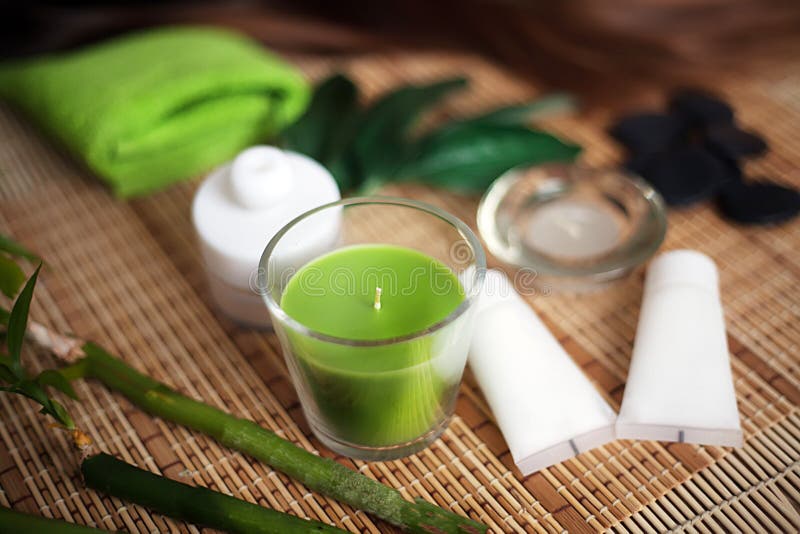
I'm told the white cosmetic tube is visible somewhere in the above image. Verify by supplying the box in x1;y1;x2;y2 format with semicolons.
617;250;742;447
468;270;617;475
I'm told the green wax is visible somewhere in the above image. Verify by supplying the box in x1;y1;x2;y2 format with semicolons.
282;244;464;342
280;245;466;447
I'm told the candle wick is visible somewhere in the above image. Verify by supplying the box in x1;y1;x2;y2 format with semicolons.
373;287;382;310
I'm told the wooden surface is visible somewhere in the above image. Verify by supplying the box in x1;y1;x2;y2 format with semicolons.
0;46;799;533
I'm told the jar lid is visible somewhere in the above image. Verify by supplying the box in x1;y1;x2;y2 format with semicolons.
192;147;340;288
477;163;668;291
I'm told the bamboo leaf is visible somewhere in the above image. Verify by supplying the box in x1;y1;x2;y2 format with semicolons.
37;369;79;399
46;398;74;429
353;77;467;183
0;234;40;261
7;263;41;374
15;379;50;407
8;379;75;428
0;255;25;298
399;124;581;192
0;363;15;383
281;74;359;163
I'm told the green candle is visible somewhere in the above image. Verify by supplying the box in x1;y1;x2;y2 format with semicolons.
282;245;464;339
280;244;466;448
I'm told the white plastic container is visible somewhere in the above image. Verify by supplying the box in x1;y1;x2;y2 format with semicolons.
617;250;742;446
192;146;341;327
468;270;617;475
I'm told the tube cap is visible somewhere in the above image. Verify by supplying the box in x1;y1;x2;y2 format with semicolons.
644;249;719;297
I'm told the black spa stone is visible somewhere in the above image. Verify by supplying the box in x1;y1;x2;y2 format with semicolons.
640;146;734;207
706;124;768;160
669;89;734;127
718;181;800;224
609;113;685;155
624;153;653;175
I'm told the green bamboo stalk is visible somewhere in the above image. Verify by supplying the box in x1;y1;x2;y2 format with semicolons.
82;453;345;534
78;342;485;534
0;505;111;533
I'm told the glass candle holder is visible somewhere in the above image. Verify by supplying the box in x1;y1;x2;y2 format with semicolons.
258;197;485;460
478;163;667;291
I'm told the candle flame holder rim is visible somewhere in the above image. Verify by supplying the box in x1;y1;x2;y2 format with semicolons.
259;195;486;347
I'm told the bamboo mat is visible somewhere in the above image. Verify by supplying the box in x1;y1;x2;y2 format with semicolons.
0;49;798;534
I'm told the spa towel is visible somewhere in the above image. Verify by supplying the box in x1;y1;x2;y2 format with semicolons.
0;27;309;197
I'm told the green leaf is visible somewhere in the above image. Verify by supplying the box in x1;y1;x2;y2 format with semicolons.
47;398;74;429
36;369;78;399
353;77;468;183
455;93;577;128
3;379;75;428
0;307;9;326
15;379;50;407
398;124;581;192
0;255;26;298
7;263;41;374
418;93;578;145
0;234;39;261
281;74;360;163
0;363;15;383
326;150;362;191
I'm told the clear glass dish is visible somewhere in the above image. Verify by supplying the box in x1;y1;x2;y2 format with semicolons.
477;163;667;291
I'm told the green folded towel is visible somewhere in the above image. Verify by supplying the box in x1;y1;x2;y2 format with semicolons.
0;27;309;197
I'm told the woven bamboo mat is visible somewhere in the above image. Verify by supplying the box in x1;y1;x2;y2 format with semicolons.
0;49;798;533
